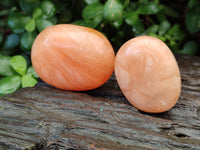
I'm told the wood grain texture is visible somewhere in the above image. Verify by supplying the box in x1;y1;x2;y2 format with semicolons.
0;54;200;150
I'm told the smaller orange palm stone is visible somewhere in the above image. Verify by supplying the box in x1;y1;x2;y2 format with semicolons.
115;36;181;113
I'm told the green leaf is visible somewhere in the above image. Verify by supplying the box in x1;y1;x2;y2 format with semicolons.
137;2;160;15
25;19;36;32
22;75;37;88
158;20;171;36
11;55;27;76
148;33;159;38
0;75;21;96
157;35;166;42
156;13;167;23
123;0;130;8
180;41;198;55
125;11;139;26
103;0;124;22
32;8;42;19
168;24;185;41
27;66;39;79
82;3;103;27
185;8;200;34
82;3;103;20
168;24;184;40
148;33;166;42
47;16;57;25
0;55;16;77
84;0;99;4
132;22;145;35
188;0;200;8
93;15;103;28
36;18;54;32
7;11;31;34
20;31;37;51
160;5;179;18
110;17;124;29
1;9;10;16
146;24;159;34
39;0;56;18
19;0;39;12
2;33;19;50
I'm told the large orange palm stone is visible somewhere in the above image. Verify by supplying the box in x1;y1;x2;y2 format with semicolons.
31;24;115;91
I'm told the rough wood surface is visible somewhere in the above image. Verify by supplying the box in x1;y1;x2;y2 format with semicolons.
0;54;200;150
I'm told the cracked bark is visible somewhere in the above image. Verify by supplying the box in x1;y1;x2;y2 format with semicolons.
0;54;200;150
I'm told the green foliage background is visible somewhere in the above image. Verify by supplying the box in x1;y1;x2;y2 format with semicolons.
0;0;200;96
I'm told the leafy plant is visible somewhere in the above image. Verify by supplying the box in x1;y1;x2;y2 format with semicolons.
0;0;199;96
74;0;199;54
185;0;200;34
0;0;57;56
0;55;38;97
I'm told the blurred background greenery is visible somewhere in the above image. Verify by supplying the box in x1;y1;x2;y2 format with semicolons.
0;0;200;96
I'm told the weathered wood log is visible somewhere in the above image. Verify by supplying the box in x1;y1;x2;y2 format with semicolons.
0;54;200;150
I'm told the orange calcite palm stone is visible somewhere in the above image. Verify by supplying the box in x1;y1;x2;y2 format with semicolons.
115;36;181;113
31;24;115;91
